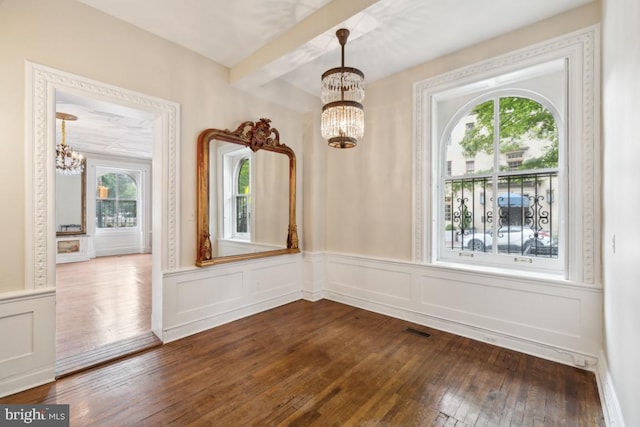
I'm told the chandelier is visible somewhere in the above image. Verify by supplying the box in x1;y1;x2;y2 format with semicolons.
320;28;364;148
56;112;84;175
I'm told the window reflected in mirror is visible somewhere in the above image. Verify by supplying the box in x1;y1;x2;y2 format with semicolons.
220;146;252;241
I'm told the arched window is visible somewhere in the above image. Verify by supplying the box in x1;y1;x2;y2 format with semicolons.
415;31;599;282
443;96;559;261
221;146;252;241
234;158;251;236
96;172;138;228
414;56;577;276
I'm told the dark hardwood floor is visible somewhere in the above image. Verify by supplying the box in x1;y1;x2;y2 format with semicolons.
3;299;603;426
55;254;157;376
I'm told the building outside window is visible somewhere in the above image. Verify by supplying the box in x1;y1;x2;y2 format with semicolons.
465;160;475;174
465;122;475;134
444;196;453;222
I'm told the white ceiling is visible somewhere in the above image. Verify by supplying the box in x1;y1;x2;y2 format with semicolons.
56;90;155;160
60;0;593;159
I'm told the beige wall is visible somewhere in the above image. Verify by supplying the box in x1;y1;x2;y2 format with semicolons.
0;0;304;292
602;0;640;424
0;0;601;289
325;2;601;260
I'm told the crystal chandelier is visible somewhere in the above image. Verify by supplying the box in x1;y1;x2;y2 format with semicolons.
321;28;364;148
56;112;84;175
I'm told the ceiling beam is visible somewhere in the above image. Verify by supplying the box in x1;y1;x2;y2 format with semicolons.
229;0;380;88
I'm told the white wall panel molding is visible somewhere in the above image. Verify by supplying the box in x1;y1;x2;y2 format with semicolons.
324;252;602;370
0;289;55;398
328;258;413;304
302;252;325;301
162;254;302;342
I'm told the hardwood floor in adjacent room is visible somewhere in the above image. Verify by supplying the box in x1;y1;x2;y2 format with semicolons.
4;300;604;426
55;254;156;375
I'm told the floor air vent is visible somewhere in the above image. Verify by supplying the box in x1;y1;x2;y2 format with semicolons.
405;327;431;338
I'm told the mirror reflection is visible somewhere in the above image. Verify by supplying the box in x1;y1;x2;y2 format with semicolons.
197;118;299;266
56;165;86;235
211;142;289;256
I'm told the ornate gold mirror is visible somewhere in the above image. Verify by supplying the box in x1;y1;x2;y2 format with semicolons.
196;118;299;266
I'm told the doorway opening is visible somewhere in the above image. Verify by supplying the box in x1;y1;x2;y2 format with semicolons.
54;90;159;376
26;62;180;379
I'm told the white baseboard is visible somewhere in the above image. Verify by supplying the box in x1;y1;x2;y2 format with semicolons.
0;367;55;398
596;351;626;427
301;289;324;301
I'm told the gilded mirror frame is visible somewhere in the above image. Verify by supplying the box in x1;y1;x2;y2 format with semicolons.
196;118;299;266
56;161;87;236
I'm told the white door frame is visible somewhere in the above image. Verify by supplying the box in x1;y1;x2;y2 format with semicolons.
25;61;181;339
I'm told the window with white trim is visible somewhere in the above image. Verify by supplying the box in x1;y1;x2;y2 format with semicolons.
443;95;560;266
234;158;251;236
221;147;253;241
418;56;575;276
415;29;598;282
96;170;138;229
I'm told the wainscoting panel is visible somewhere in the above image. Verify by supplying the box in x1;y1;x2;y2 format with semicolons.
419;276;582;339
327;257;413;303
176;271;244;313
324;253;602;370
162;254;302;342
0;289;55;398
93;229;143;258
0;312;33;361
252;261;299;296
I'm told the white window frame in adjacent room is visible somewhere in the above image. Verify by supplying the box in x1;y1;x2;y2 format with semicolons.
96;169;140;230
94;166;144;234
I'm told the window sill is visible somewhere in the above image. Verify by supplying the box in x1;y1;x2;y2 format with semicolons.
430;259;598;290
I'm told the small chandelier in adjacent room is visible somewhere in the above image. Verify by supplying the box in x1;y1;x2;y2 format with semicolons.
56;112;84;175
320;28;364;148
